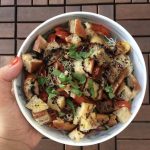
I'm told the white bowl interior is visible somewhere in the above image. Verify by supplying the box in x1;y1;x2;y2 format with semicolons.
13;12;147;146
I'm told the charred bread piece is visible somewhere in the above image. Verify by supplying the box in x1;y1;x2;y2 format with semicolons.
69;128;85;142
53;118;76;131
73;60;85;74
33;35;48;53
113;67;129;93
22;53;43;73
114;107;131;123
65;34;81;46
69;19;87;38
24;74;39;100
96;114;109;124
127;74;141;99
116;82;132;101
26;95;49;113
90;34;104;45
116;41;131;55
83;58;95;74
32;110;51;125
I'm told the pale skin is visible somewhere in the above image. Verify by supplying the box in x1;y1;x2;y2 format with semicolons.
0;57;42;150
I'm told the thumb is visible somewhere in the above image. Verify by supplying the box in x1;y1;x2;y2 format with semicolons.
0;56;23;82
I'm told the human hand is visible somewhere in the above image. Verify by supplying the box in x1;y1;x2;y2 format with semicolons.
0;57;42;150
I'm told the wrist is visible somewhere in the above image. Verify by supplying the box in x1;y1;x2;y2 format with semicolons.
0;137;32;150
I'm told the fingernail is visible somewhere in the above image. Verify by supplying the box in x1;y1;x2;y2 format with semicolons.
10;56;19;65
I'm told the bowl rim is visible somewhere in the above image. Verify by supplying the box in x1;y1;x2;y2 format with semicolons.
13;11;147;146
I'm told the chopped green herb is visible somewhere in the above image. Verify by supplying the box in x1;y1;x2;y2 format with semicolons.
104;84;115;99
52;69;72;83
72;72;86;84
58;112;65;117
58;84;65;88
37;76;48;86
71;88;82;96
46;87;58;99
88;79;95;98
66;99;76;115
104;125;110;130
68;45;94;60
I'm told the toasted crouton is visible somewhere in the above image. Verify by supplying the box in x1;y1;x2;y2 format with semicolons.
73;60;85;74
116;41;131;55
73;102;95;125
79;112;98;132
24;74;39;100
53;118;75;131
26;95;49;113
22;53;43;73
127;74;141;99
69;19;87;38
69;128;85;142
114;107;131;123
65;34;81;46
83;58;95;74
90;34;104;45
117;82;132;101
33;35;48;53
56;96;65;109
96;114;109;123
32;110;51;125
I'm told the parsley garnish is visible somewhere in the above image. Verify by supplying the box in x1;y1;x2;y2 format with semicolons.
72;72;86;84
37;76;48;86
71;88;82;96
88;79;95;98
68;44;93;60
52;69;72;83
104;84;115;99
66;99;76;115
46;87;58;99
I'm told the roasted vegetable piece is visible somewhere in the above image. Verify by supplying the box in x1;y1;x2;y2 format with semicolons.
22;53;43;73
47;34;56;43
32;110;51;125
55;27;69;40
113;67;129;93
114;100;131;110
71;94;92;105
91;23;110;37
53;118;75;131
24;74;39;100
70;19;87;38
96;100;114;114
33;35;48;53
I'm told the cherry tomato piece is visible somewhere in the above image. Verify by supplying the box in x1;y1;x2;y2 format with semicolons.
47;34;56;42
91;23;110;37
92;66;102;79
57;88;69;98
55;30;69;40
73;96;92;105
39;91;48;102
114;100;131;110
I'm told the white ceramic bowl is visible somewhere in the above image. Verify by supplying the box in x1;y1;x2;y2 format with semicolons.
13;12;147;146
